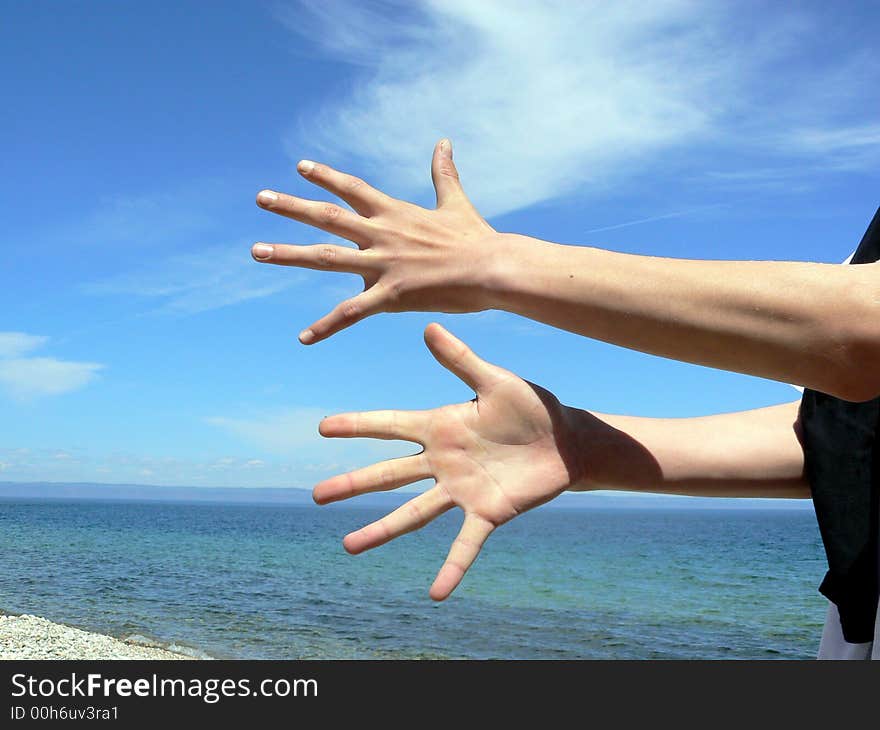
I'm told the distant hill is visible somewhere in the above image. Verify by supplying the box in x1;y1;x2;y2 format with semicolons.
0;481;811;510
0;481;319;505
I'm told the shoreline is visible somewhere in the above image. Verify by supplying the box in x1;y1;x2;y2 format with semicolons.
0;614;205;660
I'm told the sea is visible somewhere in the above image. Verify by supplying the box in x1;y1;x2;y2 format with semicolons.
0;497;829;659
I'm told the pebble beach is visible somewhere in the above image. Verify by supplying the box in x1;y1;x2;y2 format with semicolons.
0;614;197;660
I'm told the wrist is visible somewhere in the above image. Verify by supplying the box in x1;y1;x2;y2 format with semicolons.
558;404;596;493
480;232;547;311
562;406;655;494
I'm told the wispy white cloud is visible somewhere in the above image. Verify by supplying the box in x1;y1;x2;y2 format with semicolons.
50;183;225;251
0;358;103;400
83;243;298;314
207;406;416;464
0;446;334;488
779;123;880;173
280;1;879;217
207;407;332;454
0;442;406;489
0;333;103;400
790;124;880;155
700;167;816;194
282;0;724;216
0;332;49;359
61;179;298;316
583;206;723;236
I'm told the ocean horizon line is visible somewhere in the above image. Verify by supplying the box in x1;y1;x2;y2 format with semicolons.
0;480;813;510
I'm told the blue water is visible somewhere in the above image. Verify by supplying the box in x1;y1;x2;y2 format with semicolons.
0;498;829;659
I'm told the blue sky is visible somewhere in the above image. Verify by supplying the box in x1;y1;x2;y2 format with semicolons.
1;0;878;489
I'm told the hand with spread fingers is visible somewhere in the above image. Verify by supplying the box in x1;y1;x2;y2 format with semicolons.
252;139;499;345
253;140;878;402
310;322;813;600
312;323;583;601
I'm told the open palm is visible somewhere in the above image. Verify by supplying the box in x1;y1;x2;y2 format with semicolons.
314;323;582;600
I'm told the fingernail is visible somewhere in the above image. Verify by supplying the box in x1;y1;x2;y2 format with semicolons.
299;329;315;344
440;138;452;157
257;190;278;206
252;243;273;260
297;160;315;175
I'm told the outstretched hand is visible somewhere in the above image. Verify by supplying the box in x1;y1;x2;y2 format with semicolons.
314;324;583;600
252;140;501;344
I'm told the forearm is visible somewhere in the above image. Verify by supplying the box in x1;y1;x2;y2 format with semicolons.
565;399;809;498
487;234;880;401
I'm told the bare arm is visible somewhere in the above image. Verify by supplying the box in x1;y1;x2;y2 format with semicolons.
253;140;879;400
487;236;879;402
567;399;808;499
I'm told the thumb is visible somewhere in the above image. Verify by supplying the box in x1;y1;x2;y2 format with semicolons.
431;138;466;208
423;323;501;393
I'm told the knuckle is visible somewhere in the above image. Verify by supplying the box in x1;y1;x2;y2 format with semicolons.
386;278;402;299
445;556;468;572
375;519;392;541
450;343;471;368
378;466;396;488
340;298;361;321
405;500;425;525
365;247;396;272
320;204;341;222
317;246;337;267
374;279;401;312
345;176;366;194
438;163;459;180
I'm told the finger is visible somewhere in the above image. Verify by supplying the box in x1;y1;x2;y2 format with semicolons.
313;453;432;505
256;189;371;243
296;159;389;217
423;322;503;393
299;283;389;344
343;486;454;554
251;242;377;275
319;409;428;443
429;514;494;601
431;138;465;208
